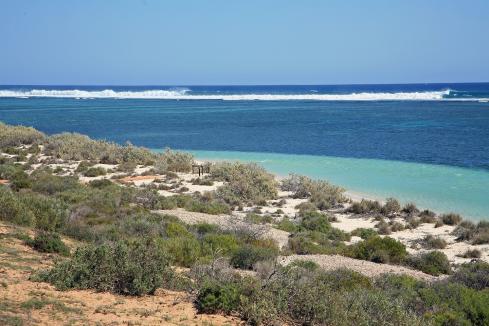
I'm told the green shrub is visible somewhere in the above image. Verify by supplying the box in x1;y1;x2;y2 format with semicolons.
402;202;419;216
154;149;193;173
407;251;451;276
202;234;239;256
26;231;69;256
450;261;489;290
230;244;278;270
281;174;345;210
83;167;106;177
287;232;346;255
275;217;298;233
88;179;113;189
36;239;171;296
421;234;447;249
441;213;463;226
286;259;320;271
381;198;401;216
419;282;489;325
184;198;231;215
348;236;408;264
0;122;45;148
0;187;35;226
162;236;201;267
349;199;382;214
20;194;67;231
196;281;242;314
31;172;81;195
244;213;273;224
351;228;378;239
213;162;277;206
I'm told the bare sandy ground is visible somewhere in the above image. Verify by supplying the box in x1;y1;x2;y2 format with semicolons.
0;222;242;326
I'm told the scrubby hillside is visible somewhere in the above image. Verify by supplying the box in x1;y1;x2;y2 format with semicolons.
1;122;489;325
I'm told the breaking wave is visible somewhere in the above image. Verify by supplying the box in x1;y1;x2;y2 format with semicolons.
0;88;483;101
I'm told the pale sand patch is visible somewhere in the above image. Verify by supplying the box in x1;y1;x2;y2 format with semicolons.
278;254;441;282
332;213;378;233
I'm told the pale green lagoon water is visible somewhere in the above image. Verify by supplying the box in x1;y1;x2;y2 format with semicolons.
189;150;489;220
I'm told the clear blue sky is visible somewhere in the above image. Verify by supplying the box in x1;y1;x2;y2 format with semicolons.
1;0;488;85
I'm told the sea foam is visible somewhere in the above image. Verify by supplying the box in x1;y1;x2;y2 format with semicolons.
0;88;475;101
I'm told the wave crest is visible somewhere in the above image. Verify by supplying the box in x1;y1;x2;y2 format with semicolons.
0;88;476;101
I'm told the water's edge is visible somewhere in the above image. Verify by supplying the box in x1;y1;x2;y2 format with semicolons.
176;150;489;220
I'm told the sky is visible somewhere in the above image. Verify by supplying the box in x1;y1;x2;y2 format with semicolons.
1;0;489;85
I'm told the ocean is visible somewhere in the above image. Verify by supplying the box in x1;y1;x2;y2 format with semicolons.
1;83;489;219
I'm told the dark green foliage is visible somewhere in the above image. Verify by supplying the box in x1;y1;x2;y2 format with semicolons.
230;244;278;269
348;236;408;264
450;261;489;290
202;234;239;256
275;217;298;232
83;167;106;177
196;281;242;314
0;187;35;226
419;282;489;325
19;192;68;231
36;239;171;296
88;179;113;188
31;172;81;196
286;259;320;271
406;251;451;276
351;227;378;239
26;231;70;256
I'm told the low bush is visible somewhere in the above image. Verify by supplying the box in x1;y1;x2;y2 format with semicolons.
380;198;401;216
440;213;463;226
351;228;378;239
458;249;481;259
281;174;346;210
452;220;489;244
401;202;419;216
196;281;242;314
349;199;382;214
421;235;447;249
83;167;106;177
348;236;408;264
0;122;45;148
36;239;172;296
230;243;278;270
212;162;277;206
26;231;70;256
419;209;437;223
275;217;298;233
154;149;193;173
450;261;489;290
0;187;35;226
406;251;451;276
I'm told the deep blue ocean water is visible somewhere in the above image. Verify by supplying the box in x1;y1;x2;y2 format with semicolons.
1;83;489;218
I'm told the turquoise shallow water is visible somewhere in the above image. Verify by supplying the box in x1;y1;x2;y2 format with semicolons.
189;150;489;220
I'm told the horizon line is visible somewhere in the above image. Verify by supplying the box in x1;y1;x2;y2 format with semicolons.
1;81;489;87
